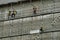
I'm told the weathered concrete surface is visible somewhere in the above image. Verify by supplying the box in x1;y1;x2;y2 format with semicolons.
0;0;60;20
0;13;60;40
0;0;25;5
0;0;60;40
0;32;60;40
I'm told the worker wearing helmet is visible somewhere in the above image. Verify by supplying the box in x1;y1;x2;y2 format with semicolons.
40;27;43;32
11;10;17;18
8;11;11;16
33;6;37;15
8;11;11;19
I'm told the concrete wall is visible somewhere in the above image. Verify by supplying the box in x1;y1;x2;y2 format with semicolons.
0;13;60;40
0;0;60;40
0;0;25;4
0;0;60;20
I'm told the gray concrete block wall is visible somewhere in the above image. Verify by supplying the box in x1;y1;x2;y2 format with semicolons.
0;0;60;40
0;0;60;20
0;13;60;38
0;32;60;40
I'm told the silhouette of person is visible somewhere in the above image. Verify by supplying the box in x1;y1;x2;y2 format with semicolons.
33;6;37;15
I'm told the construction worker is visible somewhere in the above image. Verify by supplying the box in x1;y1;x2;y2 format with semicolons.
8;11;11;19
11;10;17;18
40;27;43;32
33;6;37;15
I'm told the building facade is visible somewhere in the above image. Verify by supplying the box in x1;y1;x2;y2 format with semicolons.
0;0;60;40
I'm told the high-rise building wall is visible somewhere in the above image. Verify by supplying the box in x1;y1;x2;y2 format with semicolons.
0;0;60;40
0;0;25;4
0;0;60;20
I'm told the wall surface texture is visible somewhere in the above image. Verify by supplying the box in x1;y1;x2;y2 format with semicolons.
0;0;60;40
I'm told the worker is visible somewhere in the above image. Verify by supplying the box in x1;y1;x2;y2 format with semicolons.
40;27;43;32
8;11;11;19
11;10;17;18
33;6;37;15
